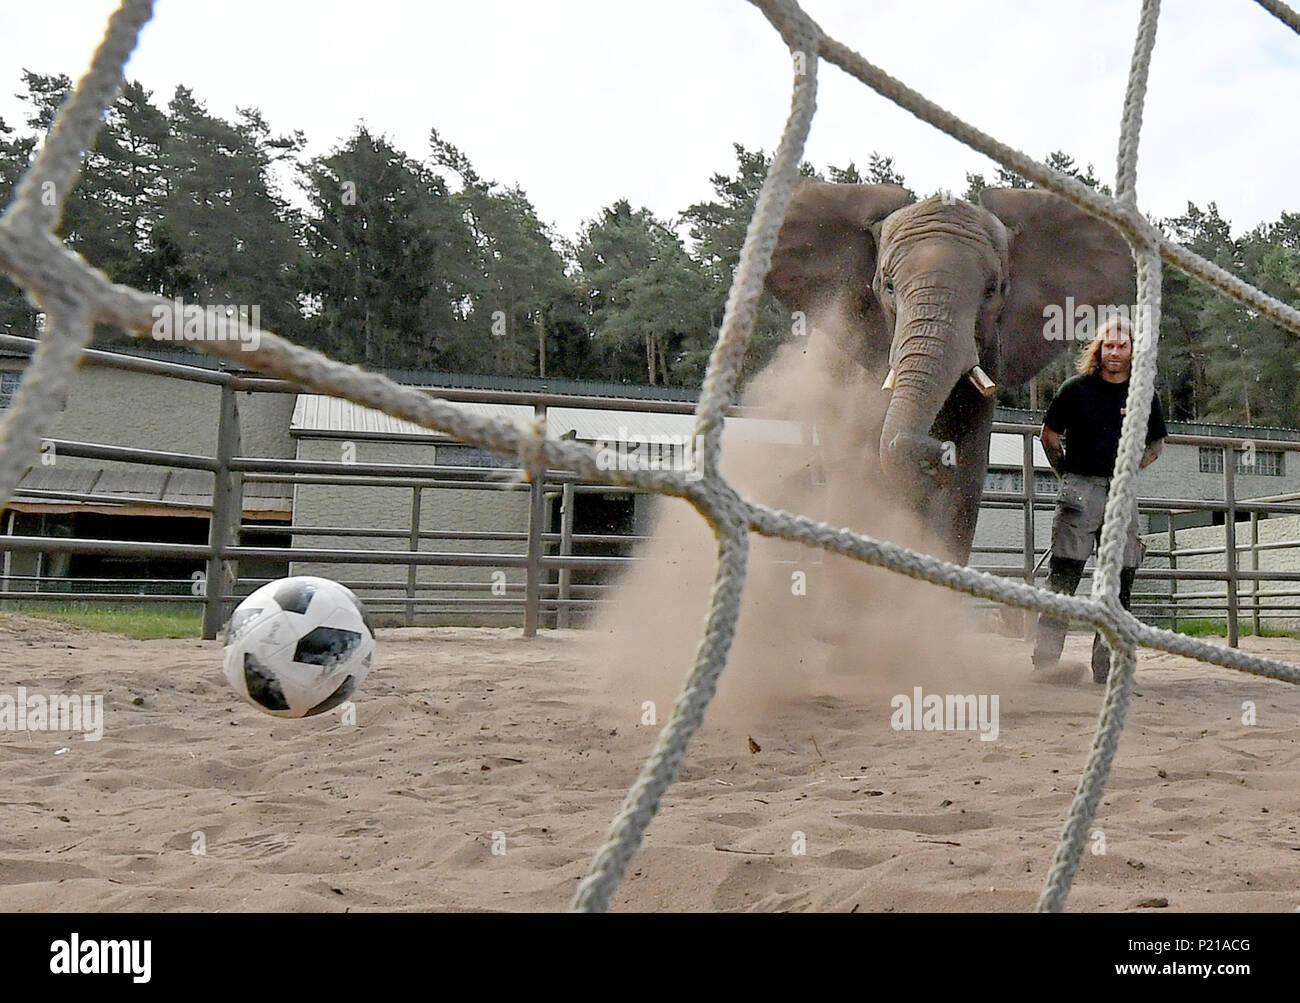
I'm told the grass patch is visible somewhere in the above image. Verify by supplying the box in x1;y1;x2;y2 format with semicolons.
1149;617;1300;640
0;602;203;640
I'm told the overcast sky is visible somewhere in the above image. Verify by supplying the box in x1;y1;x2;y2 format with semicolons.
3;0;1297;244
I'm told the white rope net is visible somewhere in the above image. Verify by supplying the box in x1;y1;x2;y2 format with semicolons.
2;0;1299;913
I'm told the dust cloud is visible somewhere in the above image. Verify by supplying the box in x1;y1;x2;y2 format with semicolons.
587;331;1022;737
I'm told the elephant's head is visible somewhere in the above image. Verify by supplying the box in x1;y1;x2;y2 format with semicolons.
767;180;1132;500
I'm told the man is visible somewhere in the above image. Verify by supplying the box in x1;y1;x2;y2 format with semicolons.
1032;315;1167;684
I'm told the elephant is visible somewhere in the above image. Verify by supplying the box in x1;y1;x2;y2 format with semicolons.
765;181;1133;564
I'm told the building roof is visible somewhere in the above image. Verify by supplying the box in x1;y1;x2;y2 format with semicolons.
9;466;291;518
1;342;702;401
292;393;1055;465
290;395;805;445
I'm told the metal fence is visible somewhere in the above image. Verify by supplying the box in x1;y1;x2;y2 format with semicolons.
3;333;1300;646
979;424;1300;646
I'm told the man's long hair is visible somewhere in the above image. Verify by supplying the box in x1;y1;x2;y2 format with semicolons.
1075;314;1131;375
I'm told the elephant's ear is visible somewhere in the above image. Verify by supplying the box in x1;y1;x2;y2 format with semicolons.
979;188;1133;387
766;180;914;368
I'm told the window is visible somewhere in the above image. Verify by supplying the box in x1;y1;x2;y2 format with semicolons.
1199;446;1285;477
0;372;20;408
983;470;1060;495
1250;450;1285;476
984;471;1022;494
1034;472;1060;496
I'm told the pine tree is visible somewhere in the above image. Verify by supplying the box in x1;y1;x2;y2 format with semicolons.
151;88;305;341
575;200;711;386
0;115;37;339
429;129;572;377
300;126;479;369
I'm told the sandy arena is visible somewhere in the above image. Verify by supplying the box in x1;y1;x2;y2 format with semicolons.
3;339;1298;914
1;611;1298;913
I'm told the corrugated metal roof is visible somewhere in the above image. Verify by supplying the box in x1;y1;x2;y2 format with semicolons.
11;467;291;514
558;409;803;446
291;394;1047;459
16;467;101;494
93;467;168;499
291;395;805;445
2;345;701;399
165;469;218;507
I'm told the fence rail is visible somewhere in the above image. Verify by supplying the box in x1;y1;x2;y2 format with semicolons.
2;336;1298;642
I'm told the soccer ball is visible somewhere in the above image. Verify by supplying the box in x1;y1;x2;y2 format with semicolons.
222;576;376;718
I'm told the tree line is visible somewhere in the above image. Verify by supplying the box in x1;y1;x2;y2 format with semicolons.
1;73;1296;426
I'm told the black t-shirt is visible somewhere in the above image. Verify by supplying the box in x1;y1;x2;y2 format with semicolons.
1042;373;1168;478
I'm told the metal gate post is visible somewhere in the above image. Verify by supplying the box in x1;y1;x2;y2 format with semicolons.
523;404;547;637
1022;430;1036;638
1251;511;1260;637
407;485;422;627
1224;448;1238;647
202;378;241;640
557;480;574;629
1168;518;1178;632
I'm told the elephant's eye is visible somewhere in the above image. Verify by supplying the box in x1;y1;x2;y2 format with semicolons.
884;278;895;294
984;280;998;299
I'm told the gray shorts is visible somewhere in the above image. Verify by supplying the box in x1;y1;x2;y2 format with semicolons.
1051;472;1146;568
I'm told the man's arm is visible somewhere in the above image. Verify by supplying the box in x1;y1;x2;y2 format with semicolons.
1140;437;1164;469
1142;394;1169;469
1041;424;1065;475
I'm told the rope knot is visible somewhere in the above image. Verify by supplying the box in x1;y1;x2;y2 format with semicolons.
517;414;547;483
751;0;824;56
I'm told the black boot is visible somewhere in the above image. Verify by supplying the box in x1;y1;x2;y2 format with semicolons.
1091;567;1137;685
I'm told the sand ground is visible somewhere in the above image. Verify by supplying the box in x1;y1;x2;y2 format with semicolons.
1;611;1298;912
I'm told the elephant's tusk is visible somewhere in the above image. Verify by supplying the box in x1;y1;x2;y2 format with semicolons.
967;365;997;397
881;368;896;391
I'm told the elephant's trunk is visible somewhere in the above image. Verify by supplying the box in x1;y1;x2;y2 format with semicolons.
879;290;981;487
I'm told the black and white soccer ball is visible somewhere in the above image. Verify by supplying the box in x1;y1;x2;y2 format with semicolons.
222;576;376;718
